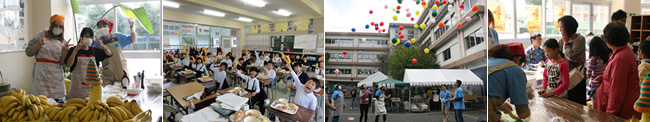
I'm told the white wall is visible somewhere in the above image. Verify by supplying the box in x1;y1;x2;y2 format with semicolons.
435;34;461;67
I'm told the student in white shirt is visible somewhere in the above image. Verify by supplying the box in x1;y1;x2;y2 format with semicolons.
254;51;265;66
315;61;325;77
216;51;224;60
272;53;282;63
173;53;181;64
205;53;214;65
221;54;233;67
264;53;271;62
234;66;267;114
210;62;229;89
284;57;320;111
263;62;277;94
181;53;191;69
192;58;208;77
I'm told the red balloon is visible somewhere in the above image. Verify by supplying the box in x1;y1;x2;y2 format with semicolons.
472;5;479;11
422;1;426;5
399;34;404;39
457;23;462;28
412;59;417;63
369;10;373;14
434;0;439;5
460;4;465;9
343;51;348;55
375;26;379;30
442;0;447;4
380;22;385;26
438;22;445;28
392;44;395;47
411;17;414;21
371;21;375;26
286;48;290;53
382;29;386;32
398;32;402;35
397;5;401;10
399;26;404;30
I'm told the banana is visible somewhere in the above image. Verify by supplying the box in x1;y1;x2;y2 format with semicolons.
123;119;136;122
69;113;79;122
75;106;88;117
106;96;125;107
46;107;61;121
81;109;93;121
0;96;19;106
8;108;17;117
1;103;18;113
36;95;47;100
108;107;123;121
94;104;104;111
130;101;143;114
107;113;114;122
15;110;25;120
21;95;29;107
118;106;134;119
114;106;129;120
89;111;107;122
132;110;151;121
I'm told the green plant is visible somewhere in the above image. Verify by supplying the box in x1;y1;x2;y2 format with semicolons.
388;46;440;80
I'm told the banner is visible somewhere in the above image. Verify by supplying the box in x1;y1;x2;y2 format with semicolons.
487;2;505;31
163;22;180;35
527;6;541;31
554;7;566;30
295;19;312;31
275;22;287;32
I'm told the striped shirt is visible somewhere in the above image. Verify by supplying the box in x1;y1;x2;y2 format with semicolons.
525;46;546;70
586;57;606;95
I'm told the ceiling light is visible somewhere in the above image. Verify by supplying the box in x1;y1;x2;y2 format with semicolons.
203;10;225;17
274;9;291;16
242;0;267;7
162;1;179;8
237;17;253;22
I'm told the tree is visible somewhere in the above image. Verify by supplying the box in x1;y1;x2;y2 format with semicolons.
388;46;440;80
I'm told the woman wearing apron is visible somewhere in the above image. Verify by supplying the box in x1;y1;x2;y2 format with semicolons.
92;18;136;86
25;14;71;101
65;28;112;99
332;85;345;122
374;86;389;122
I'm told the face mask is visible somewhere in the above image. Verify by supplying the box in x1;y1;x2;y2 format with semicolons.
98;27;110;36
83;38;92;47
53;28;63;36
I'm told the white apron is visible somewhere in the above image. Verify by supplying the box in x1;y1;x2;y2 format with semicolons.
67;49;96;99
100;34;128;86
32;33;66;99
375;92;387;115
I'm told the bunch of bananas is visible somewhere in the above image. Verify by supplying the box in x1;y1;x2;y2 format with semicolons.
0;88;51;121
123;109;152;122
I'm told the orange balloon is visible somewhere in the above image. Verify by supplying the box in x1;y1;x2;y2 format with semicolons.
457;23;462;28
412;59;417;63
472;5;479;11
438;22;445;28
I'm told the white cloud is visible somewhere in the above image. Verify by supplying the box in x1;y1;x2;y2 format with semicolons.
325;0;427;32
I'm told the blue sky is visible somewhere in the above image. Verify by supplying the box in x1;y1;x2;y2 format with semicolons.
325;0;427;32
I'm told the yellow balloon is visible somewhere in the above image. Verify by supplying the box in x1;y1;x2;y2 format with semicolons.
432;5;438;10
416;10;420;16
423;5;428;8
390;41;394;45
424;48;430;54
393;8;396;11
420;23;426;29
393;15;398;21
413;24;419;29
396;39;401;45
411;38;416;43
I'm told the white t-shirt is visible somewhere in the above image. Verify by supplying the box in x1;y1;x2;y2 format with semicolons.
291;70;317;110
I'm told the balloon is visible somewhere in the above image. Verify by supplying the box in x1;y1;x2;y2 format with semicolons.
466;16;472;22
342;51;348;55
396;39;400;44
385;4;389;9
382;29;386;32
392;24;396;27
380;22;384;26
420;23;426;28
406;8;410;12
411;17;414;21
351;28;356;32
398;32;402;35
365;24;370;29
413;24;419;29
392;44;395;47
334;69;340;74
438;22;444;28
410;38;416;43
391;38;398;44
434;0;439;5
396;10;401;14
399;34;404;39
416;0;420;5
448;0;454;4
432;12;437;17
424;48;430;53
422;1;426;5
457;23;462;28
448;5;454;12
371;21;375;26
375;26;379;30
362;38;367;41
375;23;379;27
286;48;290;53
472;5;479;11
412;59;417;63
369;10;373;14
393;15;398;21
406;12;411;17
416;10;420;15
405;41;411;48
399;26;404;30
348;117;355;120
393;8;396;11
423;5;428;8
397;0;402;4
460;4;464;9
442;0;447;4
397;5;401;10
432;5;438;10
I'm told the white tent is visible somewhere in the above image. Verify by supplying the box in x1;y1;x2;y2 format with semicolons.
403;69;484;86
357;72;389;87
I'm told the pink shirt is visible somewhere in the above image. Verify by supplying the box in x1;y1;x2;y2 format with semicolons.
542;59;570;96
594;46;641;119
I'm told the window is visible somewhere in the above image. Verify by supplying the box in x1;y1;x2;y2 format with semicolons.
359;39;388;46
465;27;484;49
325;38;353;46
443;48;451;61
0;0;24;52
358;54;380;60
76;1;161;50
326;68;351;75
545;0;568;36
329;53;352;60
357;69;377;75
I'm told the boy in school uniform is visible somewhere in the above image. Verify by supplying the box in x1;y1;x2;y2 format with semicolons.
284;58;320;111
234;66;268;114
210;62;230;89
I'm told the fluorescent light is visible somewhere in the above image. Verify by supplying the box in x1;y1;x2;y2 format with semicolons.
242;0;267;7
203;10;225;17
162;1;179;8
274;9;291;16
237;17;253;22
